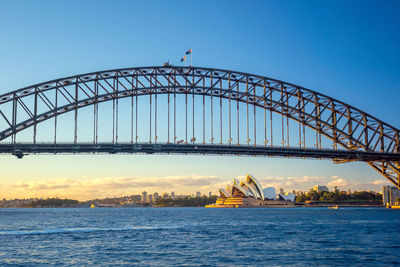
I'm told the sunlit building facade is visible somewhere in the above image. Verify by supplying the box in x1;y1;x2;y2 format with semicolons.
382;185;400;206
206;174;295;208
313;185;329;193
141;191;148;203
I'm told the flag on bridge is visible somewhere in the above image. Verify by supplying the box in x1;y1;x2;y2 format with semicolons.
186;49;192;55
180;55;187;62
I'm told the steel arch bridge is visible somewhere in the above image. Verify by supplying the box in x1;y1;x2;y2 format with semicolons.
0;66;399;188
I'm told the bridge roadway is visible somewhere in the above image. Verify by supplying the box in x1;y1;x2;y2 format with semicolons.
1;143;399;161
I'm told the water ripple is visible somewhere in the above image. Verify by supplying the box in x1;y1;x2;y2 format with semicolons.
0;207;399;266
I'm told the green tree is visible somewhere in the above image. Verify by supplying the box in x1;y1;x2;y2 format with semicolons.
308;190;320;201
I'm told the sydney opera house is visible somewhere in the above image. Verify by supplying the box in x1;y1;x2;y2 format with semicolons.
205;174;296;208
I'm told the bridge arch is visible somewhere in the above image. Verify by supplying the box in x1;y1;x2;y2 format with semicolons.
0;66;399;187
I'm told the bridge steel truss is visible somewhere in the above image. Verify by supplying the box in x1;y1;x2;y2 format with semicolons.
0;66;399;188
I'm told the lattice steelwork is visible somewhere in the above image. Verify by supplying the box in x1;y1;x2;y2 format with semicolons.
0;66;399;187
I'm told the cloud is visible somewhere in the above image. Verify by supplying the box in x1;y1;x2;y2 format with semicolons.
327;178;349;187
14;181;29;188
11;174;390;200
372;179;387;185
15;179;73;190
257;175;325;190
12;175;222;200
75;175;219;191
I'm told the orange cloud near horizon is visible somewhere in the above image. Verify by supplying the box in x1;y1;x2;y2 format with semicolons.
1;174;390;201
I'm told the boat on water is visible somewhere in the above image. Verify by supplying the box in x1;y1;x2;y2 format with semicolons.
90;203;96;208
328;205;339;209
386;203;400;209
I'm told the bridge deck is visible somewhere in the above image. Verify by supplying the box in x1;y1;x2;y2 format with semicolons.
2;143;399;161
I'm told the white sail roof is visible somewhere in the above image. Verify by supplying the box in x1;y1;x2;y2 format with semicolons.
231;184;248;197
232;178;240;186
245;174;264;200
219;188;231;198
239;181;257;198
263;187;276;200
239;180;257;198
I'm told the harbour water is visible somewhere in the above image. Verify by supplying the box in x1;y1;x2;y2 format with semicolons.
1;207;400;266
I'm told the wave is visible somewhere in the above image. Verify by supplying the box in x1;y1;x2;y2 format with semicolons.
0;225;183;236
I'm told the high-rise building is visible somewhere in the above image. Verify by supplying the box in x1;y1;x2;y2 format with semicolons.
171;191;175;199
279;188;284;194
162;192;169;199
142;191;148;203
383;185;400;205
153;192;159;201
148;194;153;203
196;191;201;197
209;191;212;197
313;185;329;193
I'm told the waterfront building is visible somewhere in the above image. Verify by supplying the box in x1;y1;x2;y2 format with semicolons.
263;187;276;200
278;193;296;202
206;174;295;208
141;191;148;203
196;191;201;198
382;185;400;205
153;192;159;201
313;185;329;193
279;188;284;194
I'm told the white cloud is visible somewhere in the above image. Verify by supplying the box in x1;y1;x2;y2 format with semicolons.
14;181;29;188
372;179;387;185
11;173;391;200
13;175;222;200
327;178;349;187
257;175;326;191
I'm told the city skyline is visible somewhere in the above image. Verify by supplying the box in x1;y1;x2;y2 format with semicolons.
8;170;386;201
0;0;399;200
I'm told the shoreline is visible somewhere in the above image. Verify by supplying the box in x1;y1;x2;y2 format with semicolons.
0;204;386;208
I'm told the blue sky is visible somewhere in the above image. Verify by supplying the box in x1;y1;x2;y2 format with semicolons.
0;0;399;199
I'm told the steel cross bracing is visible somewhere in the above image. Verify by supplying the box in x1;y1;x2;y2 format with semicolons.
0;66;399;188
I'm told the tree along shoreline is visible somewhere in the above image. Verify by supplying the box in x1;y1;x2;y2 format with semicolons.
0;193;384;208
295;188;382;205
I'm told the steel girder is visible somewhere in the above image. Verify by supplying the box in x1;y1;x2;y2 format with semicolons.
2;143;399;161
0;66;398;188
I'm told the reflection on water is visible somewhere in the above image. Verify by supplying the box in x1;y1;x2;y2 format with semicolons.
0;207;399;266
